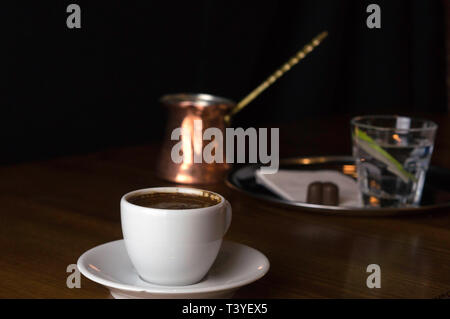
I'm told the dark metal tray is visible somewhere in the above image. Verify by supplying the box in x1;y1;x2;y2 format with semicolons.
226;156;450;216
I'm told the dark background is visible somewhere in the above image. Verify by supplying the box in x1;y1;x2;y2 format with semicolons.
4;0;448;163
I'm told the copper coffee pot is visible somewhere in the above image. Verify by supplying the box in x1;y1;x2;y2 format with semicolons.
156;94;235;184
156;32;328;184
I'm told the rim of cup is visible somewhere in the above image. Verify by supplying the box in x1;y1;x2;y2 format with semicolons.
351;115;438;132
121;187;225;212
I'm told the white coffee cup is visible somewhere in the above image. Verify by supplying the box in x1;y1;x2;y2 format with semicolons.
120;187;232;286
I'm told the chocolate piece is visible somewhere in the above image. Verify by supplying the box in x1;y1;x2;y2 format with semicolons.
322;182;339;206
307;182;323;204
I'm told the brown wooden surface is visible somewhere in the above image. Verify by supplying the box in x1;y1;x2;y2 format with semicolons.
1;115;450;298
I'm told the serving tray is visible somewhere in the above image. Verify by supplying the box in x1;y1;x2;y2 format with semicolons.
226;156;450;216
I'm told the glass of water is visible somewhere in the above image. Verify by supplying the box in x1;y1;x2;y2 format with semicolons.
351;115;437;208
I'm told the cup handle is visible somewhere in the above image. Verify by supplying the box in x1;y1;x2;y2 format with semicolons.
224;200;232;235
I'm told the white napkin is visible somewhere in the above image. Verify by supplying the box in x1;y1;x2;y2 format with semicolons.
255;169;362;207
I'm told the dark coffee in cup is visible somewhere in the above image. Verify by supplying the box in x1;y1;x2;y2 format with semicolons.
127;191;221;209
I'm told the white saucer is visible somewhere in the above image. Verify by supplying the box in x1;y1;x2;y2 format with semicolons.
77;240;269;299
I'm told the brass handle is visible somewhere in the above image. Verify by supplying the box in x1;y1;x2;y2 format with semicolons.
225;31;328;125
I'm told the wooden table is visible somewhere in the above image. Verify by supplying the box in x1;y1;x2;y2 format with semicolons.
1;116;450;298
